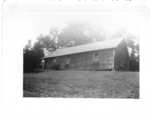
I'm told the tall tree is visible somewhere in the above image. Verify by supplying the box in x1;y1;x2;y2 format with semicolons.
36;34;58;51
114;40;130;71
57;22;105;48
23;39;45;73
126;39;139;71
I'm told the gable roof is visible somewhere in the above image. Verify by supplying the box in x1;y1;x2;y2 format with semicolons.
44;38;123;58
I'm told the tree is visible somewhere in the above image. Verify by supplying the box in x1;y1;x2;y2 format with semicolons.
129;50;139;71
23;40;32;52
126;39;139;71
36;34;58;51
23;22;107;72
23;40;35;72
113;31;140;71
57;22;105;48
32;22;106;52
114;40;130;71
23;40;44;73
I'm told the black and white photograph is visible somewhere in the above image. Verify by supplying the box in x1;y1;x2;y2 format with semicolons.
21;1;140;98
2;0;150;117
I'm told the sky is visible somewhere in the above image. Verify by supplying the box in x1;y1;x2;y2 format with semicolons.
3;0;147;47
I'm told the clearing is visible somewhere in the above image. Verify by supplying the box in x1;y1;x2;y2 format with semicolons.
23;71;139;98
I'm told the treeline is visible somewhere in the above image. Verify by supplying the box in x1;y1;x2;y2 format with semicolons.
23;22;139;73
24;22;106;73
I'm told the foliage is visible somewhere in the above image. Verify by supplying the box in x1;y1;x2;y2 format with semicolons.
129;52;139;71
114;38;139;71
114;40;130;71
36;35;58;51
57;22;105;48
23;40;44;73
29;22;106;53
126;39;139;71
23;22;140;72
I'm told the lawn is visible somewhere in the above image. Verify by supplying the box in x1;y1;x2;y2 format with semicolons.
23;71;139;98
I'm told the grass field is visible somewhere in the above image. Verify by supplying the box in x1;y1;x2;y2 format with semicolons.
23;71;139;98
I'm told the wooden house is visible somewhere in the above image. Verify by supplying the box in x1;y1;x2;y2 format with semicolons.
44;38;130;71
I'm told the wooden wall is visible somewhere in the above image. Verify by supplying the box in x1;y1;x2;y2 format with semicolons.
45;48;115;70
44;40;130;71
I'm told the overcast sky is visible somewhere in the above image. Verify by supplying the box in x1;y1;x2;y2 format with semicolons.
3;1;147;46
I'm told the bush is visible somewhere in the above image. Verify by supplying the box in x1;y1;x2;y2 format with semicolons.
23;48;44;73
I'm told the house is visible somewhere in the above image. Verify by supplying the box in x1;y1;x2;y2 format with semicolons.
44;38;130;71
